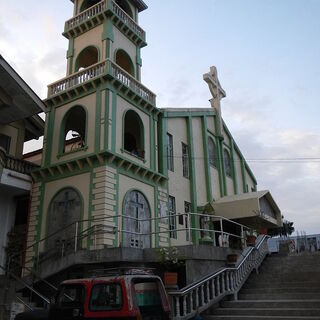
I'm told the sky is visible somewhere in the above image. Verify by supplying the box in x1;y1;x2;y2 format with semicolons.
0;0;319;234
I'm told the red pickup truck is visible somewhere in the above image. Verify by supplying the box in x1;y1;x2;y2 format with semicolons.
16;269;171;320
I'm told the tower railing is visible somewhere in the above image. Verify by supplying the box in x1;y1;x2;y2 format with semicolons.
47;59;156;106
111;1;145;39
65;0;106;30
64;0;145;41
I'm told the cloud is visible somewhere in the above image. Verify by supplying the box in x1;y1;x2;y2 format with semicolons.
222;91;320;234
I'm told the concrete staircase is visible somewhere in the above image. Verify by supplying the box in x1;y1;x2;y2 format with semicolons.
205;253;320;319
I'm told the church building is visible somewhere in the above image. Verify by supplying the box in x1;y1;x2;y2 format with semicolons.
24;0;282;274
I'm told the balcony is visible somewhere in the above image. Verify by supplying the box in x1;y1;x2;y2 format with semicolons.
63;0;146;47
46;59;156;110
0;148;39;176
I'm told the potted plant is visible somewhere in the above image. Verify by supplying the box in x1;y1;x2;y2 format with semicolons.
157;247;185;286
226;253;238;264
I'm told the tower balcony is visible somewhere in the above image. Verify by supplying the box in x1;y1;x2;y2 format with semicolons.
63;0;146;47
46;59;156;111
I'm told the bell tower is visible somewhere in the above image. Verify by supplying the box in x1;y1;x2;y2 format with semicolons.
25;0;169;269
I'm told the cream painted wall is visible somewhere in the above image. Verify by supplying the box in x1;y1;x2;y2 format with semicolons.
112;27;136;72
167;117;191;245
210;167;220;201
39;172;91;251
234;150;244;193
246;171;255;192
206;115;216;134
73;24;104;72
118;174;155;246
226;176;234;196
192;117;207;206
115;95;150;167
50;93;96;165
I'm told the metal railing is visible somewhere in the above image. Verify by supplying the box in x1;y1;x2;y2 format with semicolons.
0;264;50;310
7;212;253;278
0;147;39;175
64;0;145;40
167;235;269;319
47;59;156;105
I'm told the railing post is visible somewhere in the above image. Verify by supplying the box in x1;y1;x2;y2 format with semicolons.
220;218;223;246
241;226;245;249
183;295;187;316
216;275;220;296
74;221;78;253
36;242;40;270
94;225;97;250
188;212;191;243
175;297;180;318
211;279;215;299
200;285;204;306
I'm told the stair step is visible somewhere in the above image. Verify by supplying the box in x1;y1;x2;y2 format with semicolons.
244;281;320;289
204;316;320;320
241;287;320;293
221;300;320;309
239;293;320;300
212;308;320;316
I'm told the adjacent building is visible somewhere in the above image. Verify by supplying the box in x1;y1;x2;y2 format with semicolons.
0;55;45;274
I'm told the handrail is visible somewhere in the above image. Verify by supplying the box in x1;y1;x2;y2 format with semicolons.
47;59;156;105
167;235;269;319
15;296;34;311
0;265;50;306
0;147;39;175
9;211;253;276
64;0;145;40
169;236;263;295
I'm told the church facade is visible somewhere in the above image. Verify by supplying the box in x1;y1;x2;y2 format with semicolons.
25;0;282;270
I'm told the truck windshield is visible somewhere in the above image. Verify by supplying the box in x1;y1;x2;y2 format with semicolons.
89;283;123;311
57;284;85;308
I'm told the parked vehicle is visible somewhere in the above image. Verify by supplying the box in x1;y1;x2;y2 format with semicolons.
16;268;170;320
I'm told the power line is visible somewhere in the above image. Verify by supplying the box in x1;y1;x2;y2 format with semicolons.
166;155;320;163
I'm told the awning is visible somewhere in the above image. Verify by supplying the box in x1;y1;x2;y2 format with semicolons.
210;190;282;229
0;55;46;125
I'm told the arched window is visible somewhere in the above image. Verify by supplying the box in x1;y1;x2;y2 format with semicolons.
62;106;86;153
123;190;150;248
208;137;217;167
75;46;99;72
224;149;232;177
115;50;134;76
80;0;101;12
115;0;133;18
46;188;82;252
124;110;144;158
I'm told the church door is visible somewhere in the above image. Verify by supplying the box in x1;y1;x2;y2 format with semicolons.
123;191;151;248
46;188;82;253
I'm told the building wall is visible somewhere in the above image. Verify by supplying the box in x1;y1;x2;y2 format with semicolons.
38;172;91;252
49;93;96;166
0;191;16;274
115;95;151;168
193;117;207;206
0;121;25;158
167;117;191;245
